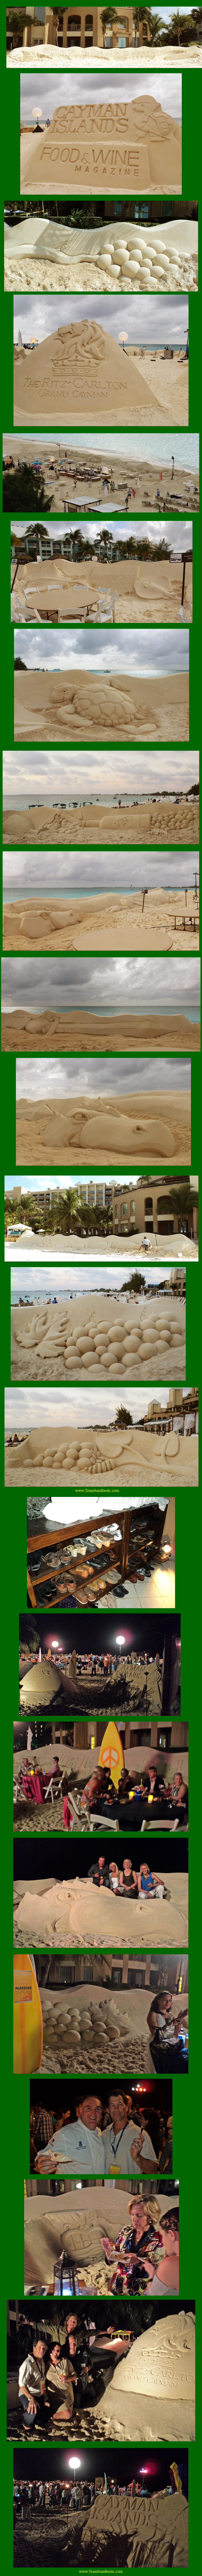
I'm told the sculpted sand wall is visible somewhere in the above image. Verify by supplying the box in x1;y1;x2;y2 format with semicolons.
4;795;198;847
11;1290;186;1384
6;1422;196;1487
13;1867;188;1949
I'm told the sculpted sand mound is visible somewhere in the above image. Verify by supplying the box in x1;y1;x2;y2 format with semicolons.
19;1661;66;1710
14;1868;188;1952
94;2308;195;2441
13;317;170;430
3;888;199;956
14;668;189;748
82;2489;188;2564
10;556;193;628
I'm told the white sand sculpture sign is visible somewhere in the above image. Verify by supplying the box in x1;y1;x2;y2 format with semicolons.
20;96;182;192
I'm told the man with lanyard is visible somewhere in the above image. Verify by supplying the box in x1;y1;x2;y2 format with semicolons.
103;2088;157;2177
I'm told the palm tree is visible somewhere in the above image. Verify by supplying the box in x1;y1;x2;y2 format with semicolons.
168;9;199;42
100;8;119;32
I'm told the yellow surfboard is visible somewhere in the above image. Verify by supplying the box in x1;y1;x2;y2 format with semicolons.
13;1953;43;2074
98;1720;125;1790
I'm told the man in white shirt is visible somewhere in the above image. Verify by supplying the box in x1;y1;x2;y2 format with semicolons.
35;2092;105;2176
103;2090;157;2176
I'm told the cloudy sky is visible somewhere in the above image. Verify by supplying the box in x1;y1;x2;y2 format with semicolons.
3;748;198;798
11;1263;169;1300
5;1381;179;1433
16;1055;191;1101
20;70;182;122
2;954;199;1014
13;626;189;679
3;847;199;896
5;1169;165;1192
13;289;187;349
11;516;192;553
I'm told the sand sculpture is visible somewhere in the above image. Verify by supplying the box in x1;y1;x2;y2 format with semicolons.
15;1085;191;1168
13;1868;188;1949
17;1657;174;1720
10;555;193;629
92;2309;195;2442
11;1290;186;1385
69;2487;188;2564
27;1979;160;2077
14;666;189;748
4;1006;197;1055
20;96;182;193
24;1976;180;2078
4;887;198;957
23;2186;177;2296
6;1420;197;1486
6;214;197;296
4;792;198;848
13;318;188;431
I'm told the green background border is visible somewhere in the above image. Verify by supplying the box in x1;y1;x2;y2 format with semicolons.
2;20;200;2565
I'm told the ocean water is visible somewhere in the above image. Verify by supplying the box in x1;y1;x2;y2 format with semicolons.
4;789;199;813
4;433;199;470
6;881;199;901
6;1002;200;1023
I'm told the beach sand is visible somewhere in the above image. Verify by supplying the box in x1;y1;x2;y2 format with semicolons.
15;1087;191;1166
11;554;193;627
19;1973;180;2072
93;2309;195;2445
13;1869;188;1952
4;795;199;848
6;452;199;515
14;668;189;748
13;323;188;431
12;2491;189;2568
3;1008;198;1055
4;889;199;955
7;1226;197;1263
6;1419;197;1488
10;1288;186;1385
20;95;182;195
6;253;197;303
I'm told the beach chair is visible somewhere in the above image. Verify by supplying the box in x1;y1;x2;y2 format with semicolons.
44;1769;65;1804
67;1788;91;1834
89;1811;119;1834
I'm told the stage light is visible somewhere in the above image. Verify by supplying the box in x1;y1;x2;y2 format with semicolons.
69;2456;81;2469
116;1632;125;1655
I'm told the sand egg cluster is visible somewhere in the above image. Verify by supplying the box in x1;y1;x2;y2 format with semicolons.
11;1289;186;1382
